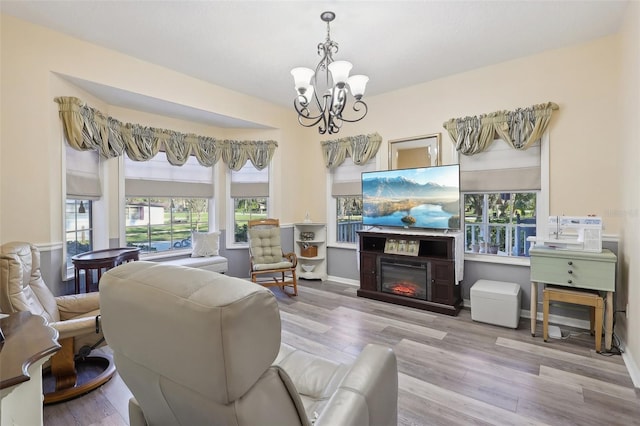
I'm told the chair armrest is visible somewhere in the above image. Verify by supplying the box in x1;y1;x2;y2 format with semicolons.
283;252;298;267
316;344;398;426
49;316;99;340
55;292;100;320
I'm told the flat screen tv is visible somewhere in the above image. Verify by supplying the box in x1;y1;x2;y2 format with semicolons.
362;164;460;230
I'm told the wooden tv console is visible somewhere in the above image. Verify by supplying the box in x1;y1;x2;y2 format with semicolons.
357;230;462;316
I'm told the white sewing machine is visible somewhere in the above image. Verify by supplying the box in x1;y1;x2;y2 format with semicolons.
528;216;603;252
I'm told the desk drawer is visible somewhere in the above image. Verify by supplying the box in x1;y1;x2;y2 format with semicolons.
530;256;615;291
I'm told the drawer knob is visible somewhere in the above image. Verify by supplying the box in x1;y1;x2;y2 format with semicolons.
568;279;573;284
568;270;573;274
568;261;573;265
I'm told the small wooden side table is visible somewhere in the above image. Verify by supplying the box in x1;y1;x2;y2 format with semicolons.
72;247;140;293
1;312;60;426
530;247;616;351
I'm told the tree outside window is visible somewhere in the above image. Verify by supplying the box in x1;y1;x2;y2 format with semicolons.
233;197;267;243
125;197;209;253
464;192;536;257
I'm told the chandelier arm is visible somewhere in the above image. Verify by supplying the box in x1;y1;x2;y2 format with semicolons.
335;100;368;123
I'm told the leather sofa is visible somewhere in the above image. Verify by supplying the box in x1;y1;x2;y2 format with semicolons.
99;261;398;426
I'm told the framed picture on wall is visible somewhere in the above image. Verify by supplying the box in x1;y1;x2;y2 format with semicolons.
388;133;441;170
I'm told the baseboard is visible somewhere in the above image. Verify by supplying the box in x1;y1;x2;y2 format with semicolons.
462;298;591;330
327;275;359;287
619;338;640;388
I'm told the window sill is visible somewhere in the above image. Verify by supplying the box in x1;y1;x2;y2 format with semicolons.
225;243;249;250
141;249;192;261
327;242;357;250
464;252;530;267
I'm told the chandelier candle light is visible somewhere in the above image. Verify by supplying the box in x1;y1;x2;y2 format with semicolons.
291;11;369;134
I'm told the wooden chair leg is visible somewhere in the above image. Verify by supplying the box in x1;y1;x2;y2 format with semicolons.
589;306;596;336
291;270;298;296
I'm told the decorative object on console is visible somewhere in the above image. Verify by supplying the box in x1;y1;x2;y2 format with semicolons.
191;231;220;257
291;11;369;134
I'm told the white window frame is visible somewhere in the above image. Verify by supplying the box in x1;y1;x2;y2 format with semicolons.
461;133;549;266
226;164;272;249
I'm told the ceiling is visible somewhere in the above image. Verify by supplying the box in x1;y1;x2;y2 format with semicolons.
1;1;630;128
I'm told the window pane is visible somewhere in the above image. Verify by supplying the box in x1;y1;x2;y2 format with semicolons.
125;197;209;253
65;199;92;270
336;196;362;243
233;198;267;243
464;192;536;257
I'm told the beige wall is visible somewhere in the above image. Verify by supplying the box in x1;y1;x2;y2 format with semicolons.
618;0;640;383
0;14;313;247
1;10;638;380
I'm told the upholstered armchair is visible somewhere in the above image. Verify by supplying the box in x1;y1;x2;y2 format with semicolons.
247;218;298;296
100;261;398;426
0;241;115;404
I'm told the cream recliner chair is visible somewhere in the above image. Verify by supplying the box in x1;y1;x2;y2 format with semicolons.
0;241;115;403
100;261;398;426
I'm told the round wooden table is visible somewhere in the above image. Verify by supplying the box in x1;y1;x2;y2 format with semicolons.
71;247;140;293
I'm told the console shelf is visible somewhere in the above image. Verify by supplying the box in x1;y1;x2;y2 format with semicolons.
357;230;462;316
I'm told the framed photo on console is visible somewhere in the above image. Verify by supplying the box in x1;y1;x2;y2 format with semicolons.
384;238;419;256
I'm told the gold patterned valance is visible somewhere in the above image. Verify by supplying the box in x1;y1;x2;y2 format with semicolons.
443;102;559;155
321;132;382;169
54;96;277;170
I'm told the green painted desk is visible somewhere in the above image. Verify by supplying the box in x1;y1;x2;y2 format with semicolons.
529;247;617;350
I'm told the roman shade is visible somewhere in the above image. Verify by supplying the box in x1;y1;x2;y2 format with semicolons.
230;163;269;198
459;139;541;192
125;152;213;198
66;144;101;199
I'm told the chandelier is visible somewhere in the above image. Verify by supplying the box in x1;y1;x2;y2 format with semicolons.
291;11;369;135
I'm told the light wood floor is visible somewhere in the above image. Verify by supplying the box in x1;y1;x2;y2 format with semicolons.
44;280;640;426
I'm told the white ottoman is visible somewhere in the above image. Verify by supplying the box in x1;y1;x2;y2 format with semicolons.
470;280;521;328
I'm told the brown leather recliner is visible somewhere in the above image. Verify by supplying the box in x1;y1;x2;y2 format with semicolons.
0;241;115;403
100;261;398;426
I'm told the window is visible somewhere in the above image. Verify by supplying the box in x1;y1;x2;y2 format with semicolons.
125;197;208;253
64;145;101;278
329;157;376;244
229;163;269;244
459;136;546;259
464;192;537;257
336;196;362;243
65;199;93;270
124;152;215;255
